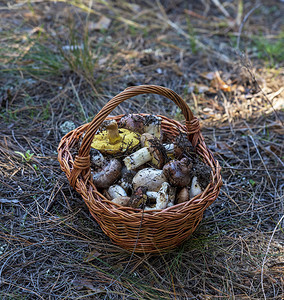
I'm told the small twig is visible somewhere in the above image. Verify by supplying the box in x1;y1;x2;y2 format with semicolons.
237;3;261;50
70;79;88;122
211;0;230;18
261;214;284;300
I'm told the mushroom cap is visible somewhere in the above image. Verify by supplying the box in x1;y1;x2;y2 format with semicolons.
132;168;167;192
91;128;140;154
119;114;145;134
163;158;193;187
92;158;122;189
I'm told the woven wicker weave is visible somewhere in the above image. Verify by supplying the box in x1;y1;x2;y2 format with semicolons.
57;85;222;253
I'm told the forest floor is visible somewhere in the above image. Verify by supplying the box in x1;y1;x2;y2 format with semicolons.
0;0;283;299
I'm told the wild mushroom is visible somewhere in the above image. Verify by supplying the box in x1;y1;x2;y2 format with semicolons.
163;158;193;187
173;133;195;160
90;148;105;168
111;196;131;206
176;187;190;204
145;182;171;210
140;133;155;147
123;138;166;170
167;186;177;207
132;168;167;192
129;186;148;208
108;184;127;199
92;158;122;189
143;115;162;140
189;176;202;198
118;166;136;193
155;182;170;209
91;120;140;154
119;114;162;140
119;114;145;134
192;159;212;189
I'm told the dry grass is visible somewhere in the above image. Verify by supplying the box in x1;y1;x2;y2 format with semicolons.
0;0;283;299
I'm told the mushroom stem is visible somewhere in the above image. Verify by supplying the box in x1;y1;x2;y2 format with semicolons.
189;176;202;198
123;147;152;170
123;143;174;170
155;182;170;209
106;121;121;145
145;182;170;210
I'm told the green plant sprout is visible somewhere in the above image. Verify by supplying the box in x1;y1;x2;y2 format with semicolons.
15;150;34;162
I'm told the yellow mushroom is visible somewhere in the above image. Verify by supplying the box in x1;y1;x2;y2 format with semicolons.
91;120;140;154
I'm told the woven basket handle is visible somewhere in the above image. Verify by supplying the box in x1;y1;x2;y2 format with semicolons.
70;85;199;187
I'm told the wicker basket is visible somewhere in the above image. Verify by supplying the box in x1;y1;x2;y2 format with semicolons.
57;85;222;253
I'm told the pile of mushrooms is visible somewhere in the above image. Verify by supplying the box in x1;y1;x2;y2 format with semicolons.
89;114;211;210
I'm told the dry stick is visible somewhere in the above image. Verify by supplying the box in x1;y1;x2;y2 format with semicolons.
261;214;284;300
70;79;88;122
211;0;230;18
236;3;261;50
0;280;45;300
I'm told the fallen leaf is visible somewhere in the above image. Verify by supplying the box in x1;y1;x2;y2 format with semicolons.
200;71;232;92
210;72;231;92
89;16;111;31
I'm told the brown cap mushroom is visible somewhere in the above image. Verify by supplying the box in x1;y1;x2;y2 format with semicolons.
163;158;193;187
92;158;122;189
119;114;145;134
192;159;212;189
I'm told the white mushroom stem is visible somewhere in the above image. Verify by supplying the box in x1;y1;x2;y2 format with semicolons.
123;147;152;170
189;176;202;198
145;182;170;210
108;185;127;199
123;143;174;170
156;182;170;209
